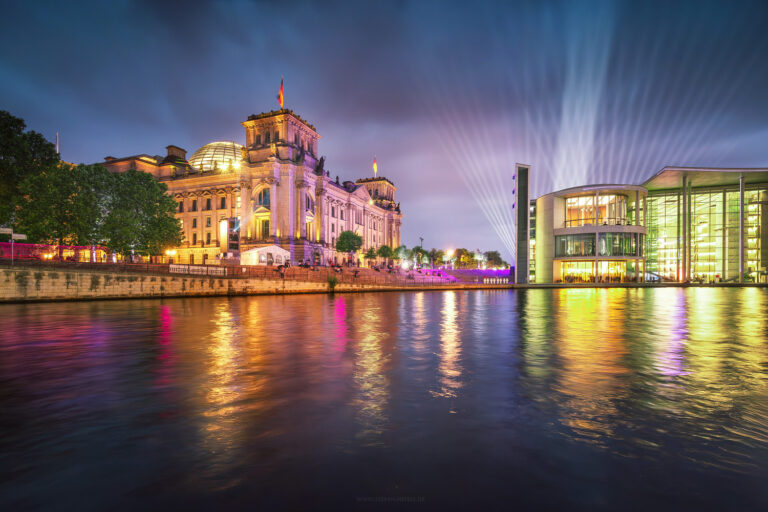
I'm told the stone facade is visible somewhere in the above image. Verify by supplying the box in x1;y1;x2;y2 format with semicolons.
102;109;403;265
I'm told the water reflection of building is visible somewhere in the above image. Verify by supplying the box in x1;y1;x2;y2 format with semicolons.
101;107;402;265
433;291;463;400
352;304;391;444
531;167;768;283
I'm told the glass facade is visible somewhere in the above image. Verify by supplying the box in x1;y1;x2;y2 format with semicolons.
645;187;766;282
598;233;642;257
188;141;244;172
565;194;629;227
556;234;596;257
529;201;536;282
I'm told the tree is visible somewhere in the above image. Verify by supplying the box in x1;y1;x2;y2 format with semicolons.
0;111;59;226
461;251;476;268
16;162;80;246
377;244;393;260
394;244;411;261
412;246;429;266
484;250;505;268
364;247;377;262
454;248;469;268
336;230;362;254
103;169;182;257
428;248;444;267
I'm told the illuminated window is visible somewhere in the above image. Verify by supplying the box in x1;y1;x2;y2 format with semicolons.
261;220;270;239
256;189;270;208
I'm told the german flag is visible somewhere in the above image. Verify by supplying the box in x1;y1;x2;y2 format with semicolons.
277;77;284;109
373;155;378;177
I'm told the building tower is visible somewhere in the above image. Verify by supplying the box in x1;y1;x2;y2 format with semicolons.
515;164;531;284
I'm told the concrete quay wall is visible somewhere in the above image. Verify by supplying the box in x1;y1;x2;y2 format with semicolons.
1;267;335;303
0;267;515;303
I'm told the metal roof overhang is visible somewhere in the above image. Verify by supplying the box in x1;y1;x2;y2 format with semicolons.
642;167;768;191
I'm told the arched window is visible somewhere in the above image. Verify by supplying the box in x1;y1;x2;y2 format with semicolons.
255;188;270;208
305;193;314;212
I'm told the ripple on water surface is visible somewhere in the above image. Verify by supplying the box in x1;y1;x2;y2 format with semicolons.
1;288;767;509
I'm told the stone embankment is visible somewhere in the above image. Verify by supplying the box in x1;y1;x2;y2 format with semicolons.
0;267;512;303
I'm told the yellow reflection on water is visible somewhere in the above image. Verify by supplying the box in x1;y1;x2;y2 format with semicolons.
433;291;463;400
352;303;390;445
521;290;554;379
411;292;428;355
198;301;246;489
554;289;628;444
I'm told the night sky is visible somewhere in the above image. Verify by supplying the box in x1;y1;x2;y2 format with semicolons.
2;0;767;257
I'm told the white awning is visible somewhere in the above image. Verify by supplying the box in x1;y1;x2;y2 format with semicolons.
240;245;290;266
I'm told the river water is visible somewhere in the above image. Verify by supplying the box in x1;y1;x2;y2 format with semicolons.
1;288;768;510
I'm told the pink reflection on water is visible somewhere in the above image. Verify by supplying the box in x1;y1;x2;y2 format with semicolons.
154;305;176;390
334;296;348;352
659;292;690;378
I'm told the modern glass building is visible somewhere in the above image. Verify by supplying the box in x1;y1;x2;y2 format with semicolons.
643;167;767;283
531;167;768;284
534;185;648;283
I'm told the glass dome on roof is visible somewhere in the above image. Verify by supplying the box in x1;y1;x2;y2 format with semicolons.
188;141;244;171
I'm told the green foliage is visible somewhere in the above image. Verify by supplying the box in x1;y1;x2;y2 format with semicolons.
327;275;338;292
0;110;59;225
454;248;469;268
377;244;394;260
335;230;362;254
16;162;181;256
484;250;505;267
364;247;377;260
0;111;59;226
412;246;429;265
18;163;113;246
17;162;80;244
394;245;411;261
103;169;182;256
429;248;445;266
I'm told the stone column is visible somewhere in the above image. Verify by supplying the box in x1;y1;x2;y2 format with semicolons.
298;184;308;239
270;181;278;239
240;182;251;241
317;192;325;244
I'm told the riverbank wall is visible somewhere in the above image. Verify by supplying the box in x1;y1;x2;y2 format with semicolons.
0;267;512;303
